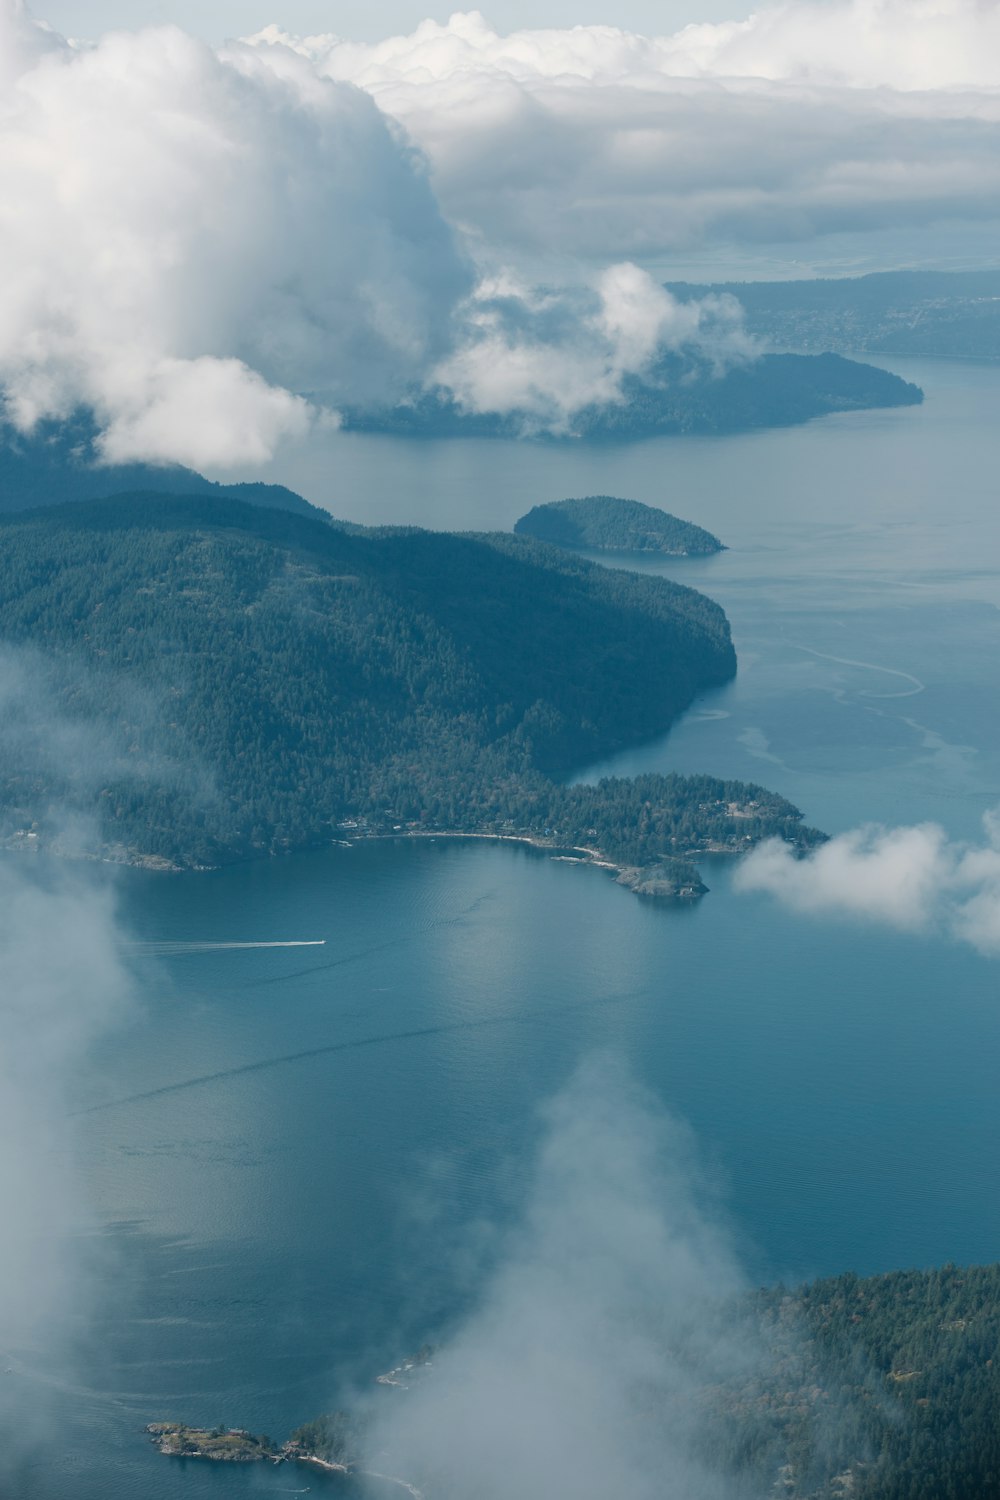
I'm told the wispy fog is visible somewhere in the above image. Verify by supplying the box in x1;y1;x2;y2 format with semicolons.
0;647;134;1464
363;1056;761;1500
0;643;213;859
736;808;1000;957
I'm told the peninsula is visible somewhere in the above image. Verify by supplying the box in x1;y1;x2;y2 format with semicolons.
0;493;821;894
514;496;724;555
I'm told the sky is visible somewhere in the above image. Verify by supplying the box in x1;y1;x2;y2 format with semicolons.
4;0;1000;469
41;1;754;44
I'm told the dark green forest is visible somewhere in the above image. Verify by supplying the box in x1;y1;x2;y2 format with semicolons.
711;1262;1000;1499
0;493;817;880
514;495;724;555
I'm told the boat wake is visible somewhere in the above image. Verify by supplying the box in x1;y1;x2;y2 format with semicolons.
125;940;325;957
790;643;925;698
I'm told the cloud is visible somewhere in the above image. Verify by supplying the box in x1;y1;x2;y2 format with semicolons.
263;1;1000;94
366;1055;754;1500
735;808;1000;955
432;263;753;430
661;0;1000;91
0;3;471;466
262;4;1000;264
8;0;999;464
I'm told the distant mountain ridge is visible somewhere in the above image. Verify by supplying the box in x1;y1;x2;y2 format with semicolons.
668;269;1000;359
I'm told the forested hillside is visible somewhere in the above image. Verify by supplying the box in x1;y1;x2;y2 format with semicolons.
0;494;818;879
712;1262;1000;1499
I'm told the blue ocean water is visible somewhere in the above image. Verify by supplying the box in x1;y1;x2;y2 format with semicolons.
13;356;1000;1496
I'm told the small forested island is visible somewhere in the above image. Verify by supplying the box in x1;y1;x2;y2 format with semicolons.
344;351;921;440
0;492;821;894
514;496;724;555
151;1262;1000;1500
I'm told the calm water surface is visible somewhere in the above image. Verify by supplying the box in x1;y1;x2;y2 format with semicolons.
26;357;1000;1496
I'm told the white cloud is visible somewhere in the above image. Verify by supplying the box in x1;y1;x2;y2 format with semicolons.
663;0;1000;92
434;262;752;429
96;356;313;469
0;3;471;466
261;2;1000;93
735;808;1000;956
260;4;1000;263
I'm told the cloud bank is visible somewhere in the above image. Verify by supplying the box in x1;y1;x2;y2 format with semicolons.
735;808;1000;956
6;0;1000;464
367;1056;752;1500
0;1;470;466
263;3;1000;263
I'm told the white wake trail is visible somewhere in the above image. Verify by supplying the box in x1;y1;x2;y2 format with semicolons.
791;644;925;698
125;940;325;957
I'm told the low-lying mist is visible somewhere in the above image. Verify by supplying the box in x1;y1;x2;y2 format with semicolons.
359;1056;771;1500
0;648;136;1474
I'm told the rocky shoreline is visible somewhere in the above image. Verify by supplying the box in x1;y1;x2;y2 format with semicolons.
146;1423;422;1495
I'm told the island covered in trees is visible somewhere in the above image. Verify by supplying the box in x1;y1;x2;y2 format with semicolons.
0;492;820;895
151;1261;1000;1500
514;496;724;555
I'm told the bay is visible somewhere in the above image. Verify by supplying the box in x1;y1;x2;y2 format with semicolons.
19;356;1000;1496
